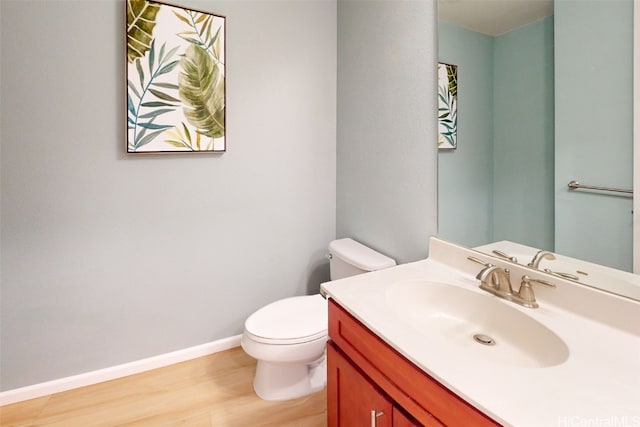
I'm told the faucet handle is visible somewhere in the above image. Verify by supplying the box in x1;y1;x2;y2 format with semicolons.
517;275;556;308
467;256;492;267
467;256;510;277
543;268;580;281
521;276;555;288
491;250;518;263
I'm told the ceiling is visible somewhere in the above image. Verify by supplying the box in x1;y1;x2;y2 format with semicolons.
438;0;554;37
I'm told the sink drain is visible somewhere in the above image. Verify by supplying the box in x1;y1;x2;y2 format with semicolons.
473;334;496;346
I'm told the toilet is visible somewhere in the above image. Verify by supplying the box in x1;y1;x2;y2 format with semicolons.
240;238;396;401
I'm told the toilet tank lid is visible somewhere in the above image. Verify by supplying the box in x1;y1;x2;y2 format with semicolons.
329;238;396;271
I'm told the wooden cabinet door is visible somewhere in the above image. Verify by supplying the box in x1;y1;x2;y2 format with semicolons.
327;342;393;427
393;406;422;427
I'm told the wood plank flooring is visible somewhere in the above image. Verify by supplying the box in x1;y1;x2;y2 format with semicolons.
0;347;327;427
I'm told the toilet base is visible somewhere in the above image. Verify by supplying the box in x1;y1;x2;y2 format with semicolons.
253;355;326;401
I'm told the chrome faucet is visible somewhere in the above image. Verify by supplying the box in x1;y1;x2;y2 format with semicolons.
468;257;556;308
475;264;514;299
527;250;556;269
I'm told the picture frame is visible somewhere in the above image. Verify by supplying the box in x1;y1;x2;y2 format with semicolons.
438;62;457;150
126;0;226;153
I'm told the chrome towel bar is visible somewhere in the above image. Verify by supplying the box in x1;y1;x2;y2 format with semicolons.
567;180;633;195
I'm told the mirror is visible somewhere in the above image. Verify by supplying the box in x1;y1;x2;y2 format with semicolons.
436;0;639;301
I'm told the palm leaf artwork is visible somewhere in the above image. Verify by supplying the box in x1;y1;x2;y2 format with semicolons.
125;0;226;153
172;8;225;65
127;40;181;151
446;64;457;101
164;121;214;151
438;63;457;150
127;0;161;63
178;44;225;140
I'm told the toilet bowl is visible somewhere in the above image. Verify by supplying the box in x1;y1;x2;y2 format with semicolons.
241;238;396;401
241;294;328;401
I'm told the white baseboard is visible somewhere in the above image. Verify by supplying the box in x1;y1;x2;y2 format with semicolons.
0;334;242;406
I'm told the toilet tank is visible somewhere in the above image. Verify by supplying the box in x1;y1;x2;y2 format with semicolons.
328;238;396;280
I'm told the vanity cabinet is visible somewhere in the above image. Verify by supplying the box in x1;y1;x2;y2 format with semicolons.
328;343;425;426
327;343;393;426
327;299;500;427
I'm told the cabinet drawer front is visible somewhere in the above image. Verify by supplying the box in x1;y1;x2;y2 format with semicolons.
328;299;500;427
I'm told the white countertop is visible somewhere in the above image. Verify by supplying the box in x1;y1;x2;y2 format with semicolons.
321;238;640;427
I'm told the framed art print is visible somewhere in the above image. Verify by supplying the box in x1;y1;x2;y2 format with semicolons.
438;62;457;150
126;0;226;153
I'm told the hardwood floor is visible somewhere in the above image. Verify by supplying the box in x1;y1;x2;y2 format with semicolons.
0;347;327;427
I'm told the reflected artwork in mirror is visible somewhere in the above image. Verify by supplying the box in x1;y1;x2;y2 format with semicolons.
436;0;638;301
438;62;458;150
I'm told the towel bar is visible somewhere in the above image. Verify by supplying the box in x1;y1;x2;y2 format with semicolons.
567;180;632;195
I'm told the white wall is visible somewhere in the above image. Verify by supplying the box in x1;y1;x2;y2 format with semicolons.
336;0;438;264
0;0;336;391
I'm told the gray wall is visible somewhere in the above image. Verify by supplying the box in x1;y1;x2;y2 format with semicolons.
0;0;336;391
438;18;554;251
555;0;633;271
438;22;494;247
493;16;554;250
336;0;438;264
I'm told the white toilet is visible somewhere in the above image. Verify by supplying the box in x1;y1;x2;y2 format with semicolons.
241;238;396;401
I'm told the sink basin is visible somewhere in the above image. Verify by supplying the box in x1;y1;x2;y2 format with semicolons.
386;280;569;368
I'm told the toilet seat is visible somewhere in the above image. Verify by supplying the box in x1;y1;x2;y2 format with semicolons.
244;294;328;345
